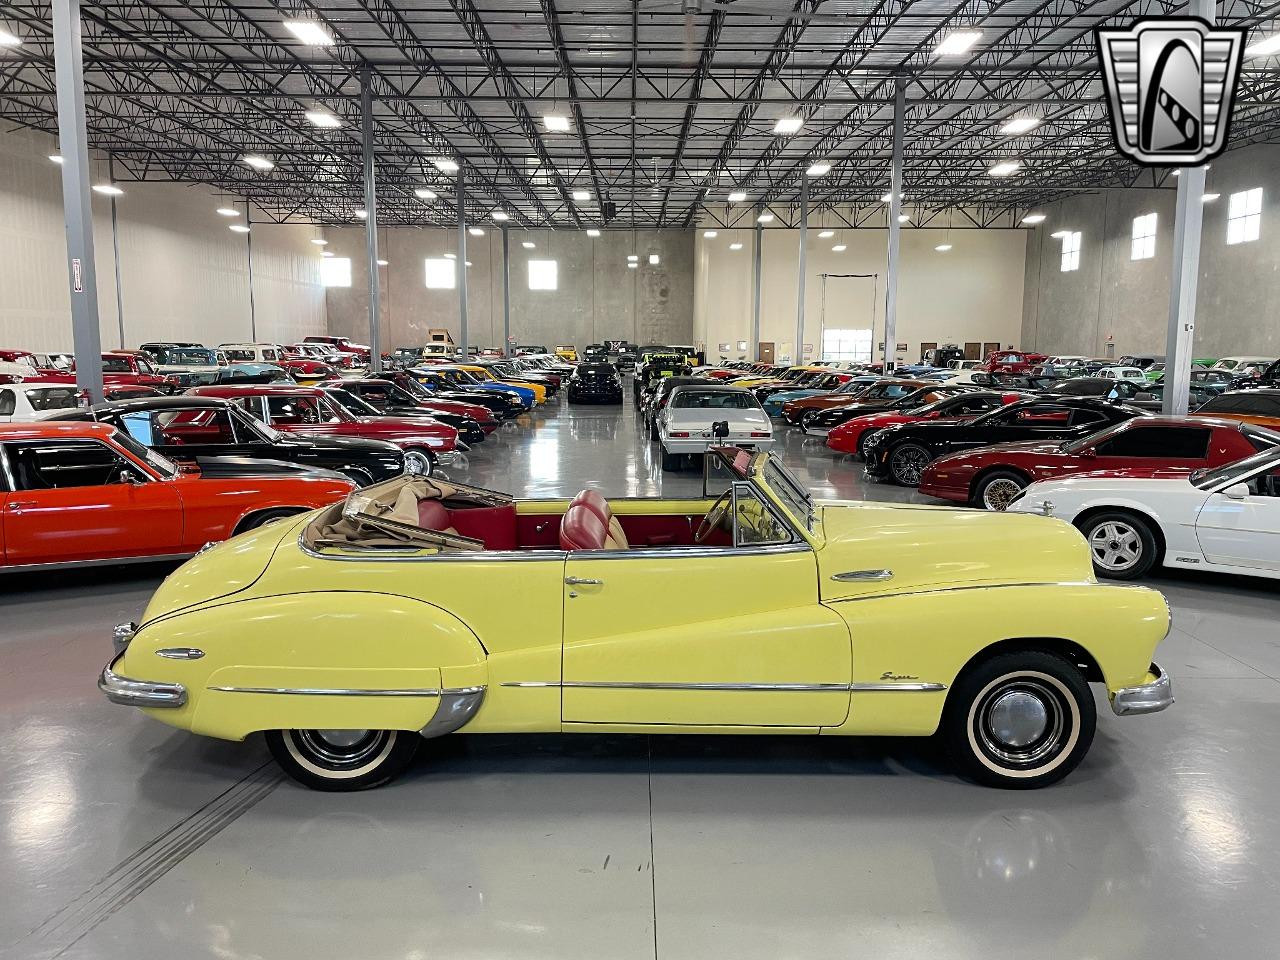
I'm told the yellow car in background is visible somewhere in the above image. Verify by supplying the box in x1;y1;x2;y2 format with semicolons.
454;363;547;403
555;344;579;361
730;364;826;390
101;449;1172;791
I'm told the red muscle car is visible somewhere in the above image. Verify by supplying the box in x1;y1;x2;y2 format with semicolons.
826;391;1025;458
919;416;1276;510
189;383;459;476
980;350;1049;375
0;421;354;571
31;352;179;394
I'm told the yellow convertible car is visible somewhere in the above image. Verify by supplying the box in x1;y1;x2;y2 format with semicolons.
101;449;1173;791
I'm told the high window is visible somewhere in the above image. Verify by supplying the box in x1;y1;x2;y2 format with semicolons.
821;328;872;363
424;258;456;289
320;257;352;287
528;259;558;291
1227;188;1262;245
1131;213;1157;261
1060;231;1081;272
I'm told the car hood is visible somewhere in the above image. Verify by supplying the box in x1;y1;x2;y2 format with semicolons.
815;500;1093;603
275;432;402;455
139;513;312;625
191;456;347;480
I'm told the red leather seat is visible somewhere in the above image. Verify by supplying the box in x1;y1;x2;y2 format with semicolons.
417;499;453;531
566;490;629;549
560;503;610;551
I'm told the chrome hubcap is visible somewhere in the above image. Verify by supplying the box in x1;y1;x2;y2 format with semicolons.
1089;521;1142;571
296;729;386;768
983;478;1024;511
404;451;432;475
976;680;1066;766
986;690;1049;747
891;447;928;485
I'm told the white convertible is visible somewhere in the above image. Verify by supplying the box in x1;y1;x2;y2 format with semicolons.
1009;445;1280;580
657;384;773;471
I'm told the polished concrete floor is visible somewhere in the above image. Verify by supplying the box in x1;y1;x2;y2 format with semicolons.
4;393;1280;959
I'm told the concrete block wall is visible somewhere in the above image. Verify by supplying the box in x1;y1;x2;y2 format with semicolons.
322;226;695;351
1020;141;1280;358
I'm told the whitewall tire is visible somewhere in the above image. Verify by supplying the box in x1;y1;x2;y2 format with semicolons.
266;729;419;791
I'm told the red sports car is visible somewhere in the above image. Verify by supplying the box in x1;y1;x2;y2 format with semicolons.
189;383;459;476
826;391;1025;458
980;350;1048;375
0;421;354;571
919;416;1275;510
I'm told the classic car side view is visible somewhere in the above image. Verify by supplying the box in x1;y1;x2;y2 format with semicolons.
919;417;1277;510
1009;444;1280;581
826;391;1024;459
101;448;1172;792
0;382;85;422
0;421;355;571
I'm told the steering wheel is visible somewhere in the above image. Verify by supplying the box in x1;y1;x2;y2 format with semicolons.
695;490;733;544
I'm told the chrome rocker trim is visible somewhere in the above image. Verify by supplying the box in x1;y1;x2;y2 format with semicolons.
502;680;946;693
1111;662;1173;716
99;656;187;708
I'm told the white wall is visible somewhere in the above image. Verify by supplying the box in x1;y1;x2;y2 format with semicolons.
695;226;1027;364
0;128;325;352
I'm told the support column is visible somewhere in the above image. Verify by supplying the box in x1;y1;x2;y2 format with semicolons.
883;78;906;374
360;67;382;373
52;0;103;401
751;221;763;361
501;225;511;357
1162;0;1214;415
456;172;468;358
108;157;125;349
244;199;257;341
795;173;808;364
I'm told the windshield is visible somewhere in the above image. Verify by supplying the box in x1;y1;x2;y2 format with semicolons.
162;348;217;365
101;356;133;373
24;387;81;411
113;428;179;478
761;456;815;532
325;388;381;416
229;405;282;441
1192;446;1280;489
672;391;754;409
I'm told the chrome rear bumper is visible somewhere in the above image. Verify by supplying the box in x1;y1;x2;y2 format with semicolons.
99;655;187;708
1111;662;1173;716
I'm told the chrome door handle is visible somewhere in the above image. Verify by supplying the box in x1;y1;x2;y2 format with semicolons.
830;569;893;582
564;577;603;586
6;501;37;513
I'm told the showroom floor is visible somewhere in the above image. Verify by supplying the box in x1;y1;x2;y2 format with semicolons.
3;394;1279;960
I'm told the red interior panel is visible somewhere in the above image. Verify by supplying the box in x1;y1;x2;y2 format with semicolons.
447;504;518;551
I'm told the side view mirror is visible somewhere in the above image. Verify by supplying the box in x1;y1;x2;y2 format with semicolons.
1221;483;1249;500
712;420;731;440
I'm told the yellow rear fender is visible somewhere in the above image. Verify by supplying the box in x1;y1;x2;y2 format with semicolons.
128;591;488;741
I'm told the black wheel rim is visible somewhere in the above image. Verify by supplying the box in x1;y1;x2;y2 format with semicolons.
891;447;928;485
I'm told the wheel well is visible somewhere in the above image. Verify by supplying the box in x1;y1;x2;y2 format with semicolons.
1072;504;1167;563
233;507;306;535
969;465;1033;498
955;637;1105;685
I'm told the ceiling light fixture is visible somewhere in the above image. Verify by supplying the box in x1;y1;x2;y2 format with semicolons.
935;243;953;252
572;189;590;201
522;241;536;249
756;212;774;223
0;28;23;46
49;154;64;164
818;230;834;238
432;157;459;174
1202;193;1221;202
282;19;334;46
988;160;1021;177
414;188;437;200
773;115;803;135
492;211;509;222
92;184;124;196
627;254;639;262
649;253;660;265
831;243;847;252
1246;33;1280;57
216;207;240;217
729;242;744;250
321;250;333;257
1021;213;1047;224
806;161;832;177
1049;229;1071;239
1000;116;1040;135
310;238;328;246
229;224;250;234
355;210;367;219
881;192;904;203
543;113;571;132
727;191;747;203
444;253;457;259
703;230;718;238
468;226;485;236
377;259;389;266
898;214;910;223
586;228;601;237
304;109;342;128
628;262;638;269
934;30;982;57
242;155;274;171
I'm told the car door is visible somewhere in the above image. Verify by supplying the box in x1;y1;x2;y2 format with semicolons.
117;407;243;461
560;484;851;729
0;438;183;566
1195;463;1280;571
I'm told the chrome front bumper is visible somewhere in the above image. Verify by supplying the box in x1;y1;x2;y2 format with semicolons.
99;653;187;708
1111;662;1173;716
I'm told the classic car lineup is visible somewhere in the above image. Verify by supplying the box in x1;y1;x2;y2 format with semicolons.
9;339;1277;799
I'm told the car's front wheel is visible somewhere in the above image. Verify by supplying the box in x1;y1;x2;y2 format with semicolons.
1077;511;1159;579
942;651;1096;789
973;470;1029;510
402;448;436;477
266;729;419;791
887;442;932;486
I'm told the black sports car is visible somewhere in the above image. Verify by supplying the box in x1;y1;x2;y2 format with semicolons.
805;386;973;433
862;397;1147;486
633;353;694;404
401;369;525;419
568;363;624;403
319;384;487;446
49;396;406;486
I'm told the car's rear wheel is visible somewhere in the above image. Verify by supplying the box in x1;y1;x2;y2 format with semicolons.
942;651;1095;789
266;729;419;791
887;443;932;486
856;430;879;460
235;508;305;535
660;447;682;471
340;467;374;487
973;470;1029;511
1077;511;1159;580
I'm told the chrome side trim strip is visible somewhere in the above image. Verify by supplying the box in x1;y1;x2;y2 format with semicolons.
831;569;894;582
419;686;487;738
0;552;196;575
501;680;945;693
207;685;459;697
825;580;1097;603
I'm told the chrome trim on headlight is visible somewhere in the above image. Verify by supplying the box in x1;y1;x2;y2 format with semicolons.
112;622;137;656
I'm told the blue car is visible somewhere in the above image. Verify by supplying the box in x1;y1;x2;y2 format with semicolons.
430;365;536;408
762;374;881;417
